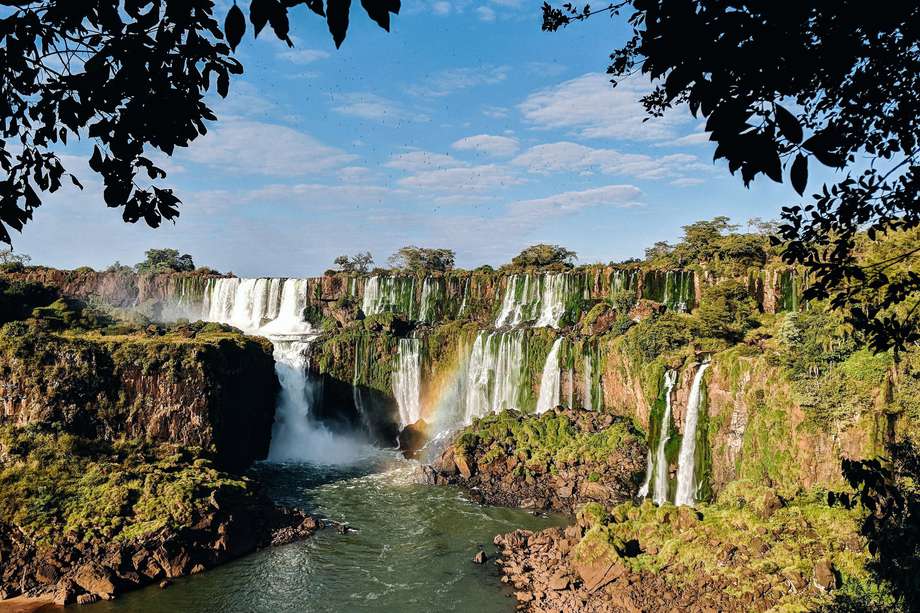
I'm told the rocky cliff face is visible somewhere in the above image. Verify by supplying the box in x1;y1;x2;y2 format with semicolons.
0;326;278;472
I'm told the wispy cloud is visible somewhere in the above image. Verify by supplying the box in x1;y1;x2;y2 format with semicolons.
398;164;524;193
276;48;330;64
476;6;496;21
512;141;707;180
519;73;690;141
509;184;644;216
409;66;509;97
181;119;356;177
452;134;520;157
331;93;428;125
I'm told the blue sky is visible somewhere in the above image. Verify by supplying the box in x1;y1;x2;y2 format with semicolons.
20;0;806;277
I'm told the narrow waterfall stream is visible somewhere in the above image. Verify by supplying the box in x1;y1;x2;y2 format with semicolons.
535;337;563;413
651;370;678;504
674;360;711;506
393;338;422;427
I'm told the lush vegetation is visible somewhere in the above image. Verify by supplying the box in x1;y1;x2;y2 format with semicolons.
387;246;456;274
455;410;642;475
508;244;577;270
0;425;251;546
134;248;195;274
573;483;887;611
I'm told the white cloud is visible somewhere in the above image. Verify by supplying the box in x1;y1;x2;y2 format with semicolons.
519;73;690;141
331;93;427;124
476;6;496;21
181;120;356;176
398;164;524;192
512;141;704;180
670;177;705;187
432;1;451;15
452;134;520;157
657;132;710;147
509;184;643;216
337;166;375;183
385;150;466;172
276;48;330;64
482;105;510;118
409;66;509;97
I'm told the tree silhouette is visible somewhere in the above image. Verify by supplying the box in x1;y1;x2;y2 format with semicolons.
0;1;398;244
542;1;920;353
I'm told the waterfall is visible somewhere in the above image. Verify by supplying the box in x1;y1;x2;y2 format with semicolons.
534;274;569;328
393;338;422;427
652;370;678;505
495;273;570;329
535;337;564;413
583;354;593;410
361;276;381;316
463;331;525;422
202;277;371;464
361;275;419;319
674;360;711;506
637;451;653;498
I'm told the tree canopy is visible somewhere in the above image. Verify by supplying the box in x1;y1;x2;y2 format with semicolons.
388;246;455;274
542;1;920;353
0;1;398;244
134;248;194;273
334;252;374;274
510;244;577;269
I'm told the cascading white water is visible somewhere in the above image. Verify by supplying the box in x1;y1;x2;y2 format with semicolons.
361;276;381;316
534;274;568;328
674;360;711;506
535;337;564;413
495;273;570;329
202;277;372;464
393;338;422;427
583;354;593;410
652;370;678;504
463;331;525;422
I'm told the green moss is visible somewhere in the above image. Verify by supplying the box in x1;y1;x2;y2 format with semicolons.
0;426;251;546
457;409;643;473
576;489;879;610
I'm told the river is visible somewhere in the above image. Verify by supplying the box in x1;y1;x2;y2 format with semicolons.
88;451;564;613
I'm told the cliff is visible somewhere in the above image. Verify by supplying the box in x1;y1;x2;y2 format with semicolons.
0;322;279;472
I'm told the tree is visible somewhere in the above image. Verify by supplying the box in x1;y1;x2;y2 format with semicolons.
510;244;577;268
0;1;398;244
333;252;374;274
0;250;32;272
542;1;920;353
388;246;455;274
135;248;194;273
694;280;758;343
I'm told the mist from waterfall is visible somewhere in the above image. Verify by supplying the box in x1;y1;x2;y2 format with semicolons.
652;369;678;504
674;360;711;506
535;337;563;413
202;277;373;465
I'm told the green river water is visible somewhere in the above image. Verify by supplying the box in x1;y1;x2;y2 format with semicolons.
87;451;564;613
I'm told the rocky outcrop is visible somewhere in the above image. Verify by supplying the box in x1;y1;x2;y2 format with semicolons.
423;408;646;513
0;325;278;471
0;490;317;605
492;489;864;612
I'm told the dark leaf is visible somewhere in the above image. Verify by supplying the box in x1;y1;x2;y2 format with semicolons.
775;104;802;144
225;3;246;51
791;153;808;195
327;0;352;48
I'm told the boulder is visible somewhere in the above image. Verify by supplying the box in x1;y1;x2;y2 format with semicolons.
813;559;837;591
572;557;626;593
73;564;115;598
472;550;487;564
397;420;429;460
